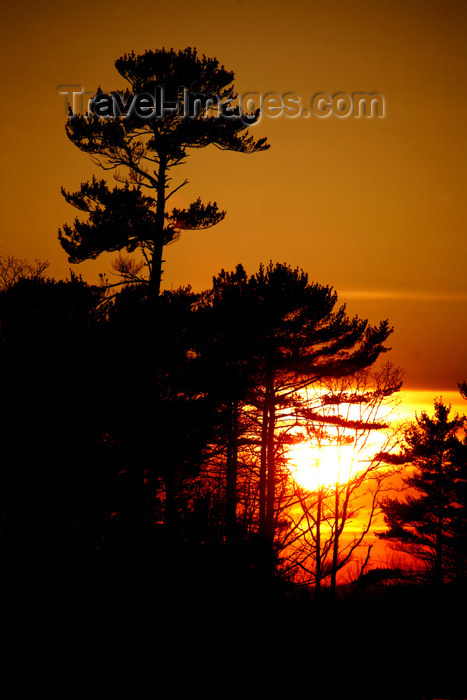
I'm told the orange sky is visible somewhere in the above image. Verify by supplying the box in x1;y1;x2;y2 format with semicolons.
1;0;466;405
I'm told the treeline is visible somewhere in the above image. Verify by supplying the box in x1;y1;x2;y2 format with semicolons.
1;263;466;604
0;256;400;599
2;255;466;602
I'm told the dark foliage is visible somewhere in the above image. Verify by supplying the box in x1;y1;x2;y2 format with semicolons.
379;399;467;585
0;276;129;592
59;48;269;292
0;261;466;682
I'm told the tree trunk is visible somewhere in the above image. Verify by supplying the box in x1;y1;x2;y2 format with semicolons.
226;398;239;540
315;488;322;594
151;155;167;295
330;458;351;594
434;455;445;586
330;482;340;594
259;387;269;536
150;242;164;296
265;376;276;547
434;501;444;586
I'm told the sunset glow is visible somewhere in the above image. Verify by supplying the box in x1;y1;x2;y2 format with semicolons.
287;441;357;492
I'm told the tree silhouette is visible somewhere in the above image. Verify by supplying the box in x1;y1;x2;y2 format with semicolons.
244;262;393;553
192;266;247;538
458;380;467;401
379;398;467;585
102;284;219;540
186;262;394;584
282;364;403;594
59;48;269;294
0;274;123;586
0;255;49;290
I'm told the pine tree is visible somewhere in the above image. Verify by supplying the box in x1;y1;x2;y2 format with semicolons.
196;262;393;564
247;262;392;549
59;48;269;295
379;399;466;585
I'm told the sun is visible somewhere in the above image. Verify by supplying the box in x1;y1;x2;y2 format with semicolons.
287;442;356;491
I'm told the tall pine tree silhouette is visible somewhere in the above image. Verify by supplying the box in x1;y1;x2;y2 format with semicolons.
59;48;269;294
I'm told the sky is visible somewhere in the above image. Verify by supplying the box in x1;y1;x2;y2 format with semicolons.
1;0;466;413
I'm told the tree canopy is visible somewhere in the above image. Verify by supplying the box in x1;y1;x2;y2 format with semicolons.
59;47;269;294
380;399;467;585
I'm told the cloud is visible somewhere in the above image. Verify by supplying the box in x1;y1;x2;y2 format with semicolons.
340;290;467;303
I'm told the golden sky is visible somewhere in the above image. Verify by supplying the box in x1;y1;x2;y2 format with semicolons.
1;0;466;399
